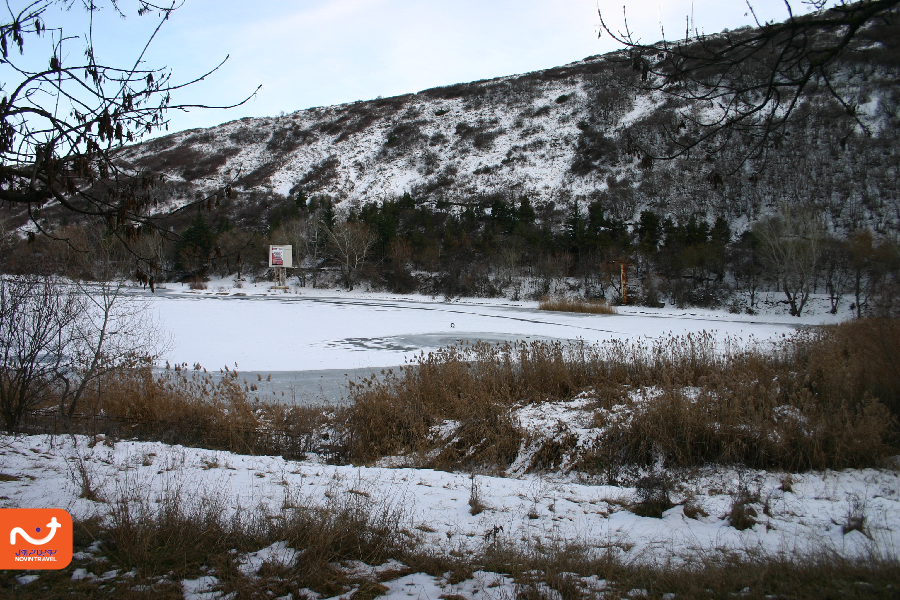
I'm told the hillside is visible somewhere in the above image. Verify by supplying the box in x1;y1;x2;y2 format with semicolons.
117;16;900;237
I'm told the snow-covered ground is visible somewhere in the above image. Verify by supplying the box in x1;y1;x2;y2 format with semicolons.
1;435;898;575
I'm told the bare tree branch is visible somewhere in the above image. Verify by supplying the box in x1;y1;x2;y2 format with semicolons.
598;0;900;170
0;0;258;266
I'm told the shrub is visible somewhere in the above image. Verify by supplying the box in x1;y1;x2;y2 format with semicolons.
181;147;240;181
234;160;281;189
383;120;426;150
293;155;341;192
266;125;313;153
229;126;268;144
632;474;675;518
727;488;760;531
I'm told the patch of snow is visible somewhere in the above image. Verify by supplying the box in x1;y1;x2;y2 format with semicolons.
181;575;234;600
236;541;301;578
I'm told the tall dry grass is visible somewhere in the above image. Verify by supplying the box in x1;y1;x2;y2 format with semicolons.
59;364;325;459
104;485;409;597
0;485;412;599
338;320;899;472
538;296;617;314
469;542;900;600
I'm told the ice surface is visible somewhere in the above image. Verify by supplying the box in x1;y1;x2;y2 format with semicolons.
148;283;836;373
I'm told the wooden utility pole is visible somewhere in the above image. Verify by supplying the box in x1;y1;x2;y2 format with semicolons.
600;259;631;305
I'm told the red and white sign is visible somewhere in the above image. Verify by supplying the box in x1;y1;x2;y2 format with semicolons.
269;245;292;268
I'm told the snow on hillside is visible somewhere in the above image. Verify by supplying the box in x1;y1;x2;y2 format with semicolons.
123;55;626;206
114;32;900;238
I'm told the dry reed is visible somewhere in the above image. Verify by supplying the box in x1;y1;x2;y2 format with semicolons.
61;363;325;459
338;320;899;472
538;296;617;314
21;319;899;475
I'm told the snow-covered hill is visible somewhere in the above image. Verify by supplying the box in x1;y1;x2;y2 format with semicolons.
118;28;900;235
122;53;644;205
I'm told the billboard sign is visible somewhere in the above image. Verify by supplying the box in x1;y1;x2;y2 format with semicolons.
269;245;292;268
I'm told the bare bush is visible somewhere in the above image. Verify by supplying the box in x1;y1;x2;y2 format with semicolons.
0;275;81;431
632;474;675;518
0;270;165;431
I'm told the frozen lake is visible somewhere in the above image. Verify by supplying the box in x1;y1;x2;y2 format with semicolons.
141;284;844;403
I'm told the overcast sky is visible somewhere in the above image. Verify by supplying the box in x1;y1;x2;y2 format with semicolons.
58;0;832;135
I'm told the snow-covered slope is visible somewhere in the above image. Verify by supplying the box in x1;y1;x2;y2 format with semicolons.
4;433;899;568
122;54;641;205
118;28;900;234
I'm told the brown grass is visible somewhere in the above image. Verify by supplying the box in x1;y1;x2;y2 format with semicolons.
6;498;898;599
31;363;326;460
337;319;900;473
106;486;408;597
470;543;900;600
800;318;900;425
0;486;412;599
538;296;617;314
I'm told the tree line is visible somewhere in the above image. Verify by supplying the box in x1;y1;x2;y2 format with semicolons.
4;188;896;317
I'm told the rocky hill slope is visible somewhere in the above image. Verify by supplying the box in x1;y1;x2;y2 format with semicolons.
117;16;900;236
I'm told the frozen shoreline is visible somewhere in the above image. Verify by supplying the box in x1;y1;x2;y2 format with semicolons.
141;281;848;375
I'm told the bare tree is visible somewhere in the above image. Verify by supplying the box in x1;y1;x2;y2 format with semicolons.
276;217;311;287
61;277;165;420
821;235;852;313
62;226;167;419
216;227;254;281
288;211;328;288
0;1;257;259
328;221;376;291
754;204;826;316
0;269;165;431
599;1;899;167
0;275;80;431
